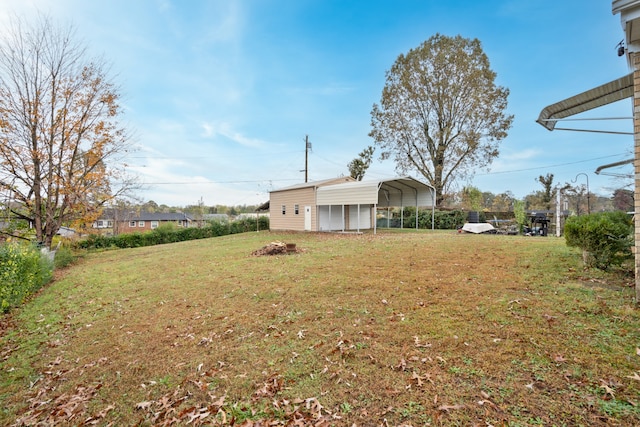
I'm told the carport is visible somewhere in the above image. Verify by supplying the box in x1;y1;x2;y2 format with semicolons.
315;177;435;233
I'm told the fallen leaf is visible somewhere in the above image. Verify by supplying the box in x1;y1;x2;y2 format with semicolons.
438;404;464;412
600;380;616;398
413;336;432;348
135;401;152;410
411;371;423;387
626;372;640;382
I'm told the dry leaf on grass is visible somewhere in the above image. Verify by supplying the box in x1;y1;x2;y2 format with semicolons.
438;404;465;412
626;372;640;381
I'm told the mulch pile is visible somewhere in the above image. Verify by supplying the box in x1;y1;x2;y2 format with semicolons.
251;241;301;256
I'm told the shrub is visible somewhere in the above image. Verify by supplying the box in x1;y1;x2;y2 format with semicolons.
564;211;633;270
152;223;179;244
513;200;526;234
54;245;76;269
0;243;53;313
399;209;467;230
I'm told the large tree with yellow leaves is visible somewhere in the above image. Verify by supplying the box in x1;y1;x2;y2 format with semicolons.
0;16;136;248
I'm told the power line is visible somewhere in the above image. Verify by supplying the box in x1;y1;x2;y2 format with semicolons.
475;153;628;176
127;150;302;160
138;178;300;185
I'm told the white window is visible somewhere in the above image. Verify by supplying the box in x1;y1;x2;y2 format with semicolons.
138;221;145;227
129;221;136;227
97;220;104;227
294;204;299;215
151;221;159;229
107;220;113;227
281;205;286;215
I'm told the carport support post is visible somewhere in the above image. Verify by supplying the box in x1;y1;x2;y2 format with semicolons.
414;188;419;230
374;204;377;234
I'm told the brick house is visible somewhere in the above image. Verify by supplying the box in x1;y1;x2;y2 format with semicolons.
93;209;193;235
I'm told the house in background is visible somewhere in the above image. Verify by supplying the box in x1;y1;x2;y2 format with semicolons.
269;176;435;233
92;209;193;235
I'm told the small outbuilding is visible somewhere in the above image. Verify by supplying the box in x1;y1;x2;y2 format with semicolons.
269;176;435;233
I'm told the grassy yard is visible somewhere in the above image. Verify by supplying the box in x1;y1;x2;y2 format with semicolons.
1;230;639;426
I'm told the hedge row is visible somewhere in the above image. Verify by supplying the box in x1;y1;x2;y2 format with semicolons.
76;217;270;250
0;243;53;313
376;209;469;230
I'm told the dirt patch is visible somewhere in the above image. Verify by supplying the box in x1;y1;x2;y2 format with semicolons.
251;241;302;256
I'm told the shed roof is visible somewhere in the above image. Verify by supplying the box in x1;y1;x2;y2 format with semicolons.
316;176;435;206
270;176;355;193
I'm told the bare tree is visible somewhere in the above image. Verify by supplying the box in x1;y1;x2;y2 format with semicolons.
370;34;513;205
0;15;137;248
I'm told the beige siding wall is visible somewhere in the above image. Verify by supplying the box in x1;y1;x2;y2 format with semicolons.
269;187;316;231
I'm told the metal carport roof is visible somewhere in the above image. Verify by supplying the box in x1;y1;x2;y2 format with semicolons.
316;176;435;206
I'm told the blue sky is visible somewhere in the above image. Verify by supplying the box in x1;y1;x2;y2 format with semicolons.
1;0;633;207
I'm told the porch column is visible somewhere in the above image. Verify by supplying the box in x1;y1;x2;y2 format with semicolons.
634;51;640;302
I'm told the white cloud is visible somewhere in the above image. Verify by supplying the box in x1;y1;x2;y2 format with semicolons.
200;121;266;148
501;149;540;161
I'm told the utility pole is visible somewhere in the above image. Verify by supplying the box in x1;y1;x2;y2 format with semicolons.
303;135;312;182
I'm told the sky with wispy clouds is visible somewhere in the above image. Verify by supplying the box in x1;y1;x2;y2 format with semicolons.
0;0;633;206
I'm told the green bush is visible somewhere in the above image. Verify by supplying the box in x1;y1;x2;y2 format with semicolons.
564;211;633;270
396;209;467;230
0;243;53;313
53;245;76;269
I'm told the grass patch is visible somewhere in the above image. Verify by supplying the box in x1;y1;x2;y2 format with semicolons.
1;231;639;425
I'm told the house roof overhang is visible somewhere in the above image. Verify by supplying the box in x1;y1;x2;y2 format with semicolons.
536;73;633;131
613;0;640;66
